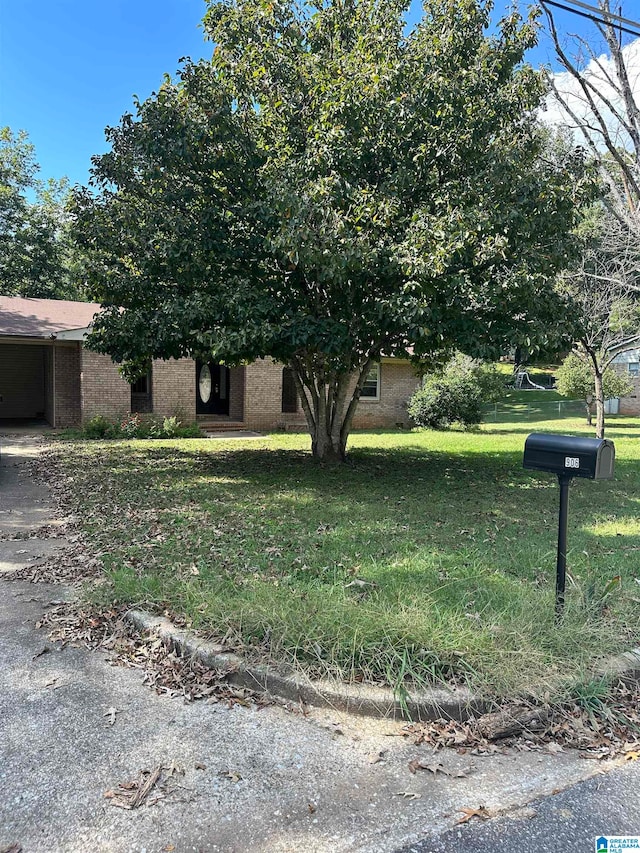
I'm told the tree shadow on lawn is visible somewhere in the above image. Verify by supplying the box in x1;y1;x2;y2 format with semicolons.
75;441;639;692
84;442;640;592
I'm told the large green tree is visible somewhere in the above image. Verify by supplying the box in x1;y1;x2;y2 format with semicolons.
0;127;82;300
73;0;595;460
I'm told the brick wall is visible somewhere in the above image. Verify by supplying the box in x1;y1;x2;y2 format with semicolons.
151;358;196;422
243;358;303;430
229;366;245;421
81;349;130;423
54;344;82;428
611;355;640;416
242;358;420;432
352;360;421;429
619;377;640;415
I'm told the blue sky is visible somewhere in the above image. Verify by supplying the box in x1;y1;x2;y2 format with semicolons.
0;1;592;188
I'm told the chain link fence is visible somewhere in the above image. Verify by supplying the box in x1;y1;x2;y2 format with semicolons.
482;399;588;423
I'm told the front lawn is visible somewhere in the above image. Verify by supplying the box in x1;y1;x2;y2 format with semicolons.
49;418;640;700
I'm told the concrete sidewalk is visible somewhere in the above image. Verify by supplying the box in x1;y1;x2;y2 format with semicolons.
0;437;626;853
0;434;69;575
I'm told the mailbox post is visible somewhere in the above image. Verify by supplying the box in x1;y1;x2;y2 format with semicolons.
556;473;571;617
523;433;615;619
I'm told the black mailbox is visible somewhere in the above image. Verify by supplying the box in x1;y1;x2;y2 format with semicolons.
523;431;615;620
523;433;615;480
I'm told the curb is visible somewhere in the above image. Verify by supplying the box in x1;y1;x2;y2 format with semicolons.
124;609;489;721
124;610;640;722
596;647;640;682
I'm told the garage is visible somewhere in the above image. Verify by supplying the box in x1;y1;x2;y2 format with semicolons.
0;342;49;421
0;296;98;428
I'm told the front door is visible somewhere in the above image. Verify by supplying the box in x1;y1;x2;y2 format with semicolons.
196;361;230;416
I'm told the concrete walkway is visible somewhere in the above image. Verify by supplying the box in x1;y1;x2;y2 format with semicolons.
0;434;70;575
0;436;628;853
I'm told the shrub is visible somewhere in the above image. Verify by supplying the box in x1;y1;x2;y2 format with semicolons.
120;413;143;438
83;415;120;439
82;413;201;440
555;353;632;404
408;354;506;430
162;416;180;437
173;423;202;438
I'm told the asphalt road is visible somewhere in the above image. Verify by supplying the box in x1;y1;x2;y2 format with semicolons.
399;760;640;853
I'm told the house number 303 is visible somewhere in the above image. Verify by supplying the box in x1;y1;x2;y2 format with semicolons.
564;457;580;469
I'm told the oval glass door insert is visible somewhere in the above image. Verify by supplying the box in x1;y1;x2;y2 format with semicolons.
198;364;212;403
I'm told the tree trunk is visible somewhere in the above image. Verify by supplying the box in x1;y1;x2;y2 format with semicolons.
585;402;593;426
594;370;605;439
290;357;372;462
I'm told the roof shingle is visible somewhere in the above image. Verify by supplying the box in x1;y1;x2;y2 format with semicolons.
0;296;100;338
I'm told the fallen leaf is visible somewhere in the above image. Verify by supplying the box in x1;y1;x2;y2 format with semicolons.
455;806;490;825
345;579;378;589
545;742;564;755
409;759;446;775
624;750;640;761
103;707;120;726
308;803;316;814
395;791;422;800
368;750;387;764
219;770;242;783
194;762;207;770
0;844;23;853
408;759;469;777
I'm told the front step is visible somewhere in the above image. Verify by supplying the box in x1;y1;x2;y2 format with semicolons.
197;420;248;433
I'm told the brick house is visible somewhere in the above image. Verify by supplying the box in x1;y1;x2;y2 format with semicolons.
611;343;640;416
0;296;421;430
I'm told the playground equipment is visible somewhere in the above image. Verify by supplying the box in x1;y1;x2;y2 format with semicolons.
514;370;551;391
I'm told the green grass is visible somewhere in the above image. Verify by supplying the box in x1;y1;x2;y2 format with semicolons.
50;417;640;702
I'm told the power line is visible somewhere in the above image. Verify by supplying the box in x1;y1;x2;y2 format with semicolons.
550;0;640;31
540;0;640;40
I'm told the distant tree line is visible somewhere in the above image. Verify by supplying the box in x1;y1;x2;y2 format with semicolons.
0;126;84;300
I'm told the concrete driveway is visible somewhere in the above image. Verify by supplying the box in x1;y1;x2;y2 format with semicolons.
0;435;634;853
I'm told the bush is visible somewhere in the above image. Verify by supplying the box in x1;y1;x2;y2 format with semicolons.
409;377;483;430
408;354;506;430
83;415;120;439
556;353;632;402
81;413;201;440
171;422;202;438
120;413;144;438
162;416;180;437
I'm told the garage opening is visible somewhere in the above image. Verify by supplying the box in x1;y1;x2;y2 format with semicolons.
0;343;50;425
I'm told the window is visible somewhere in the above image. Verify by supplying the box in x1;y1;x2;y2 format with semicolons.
130;367;152;413
629;362;639;377
360;364;380;400
131;374;149;394
281;367;298;413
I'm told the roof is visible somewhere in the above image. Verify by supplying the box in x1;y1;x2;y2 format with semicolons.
0;296;100;339
607;334;640;359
